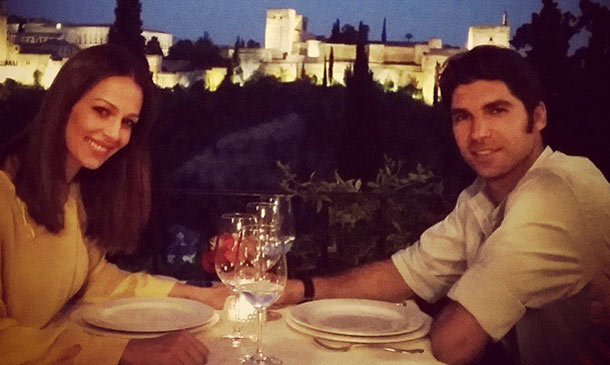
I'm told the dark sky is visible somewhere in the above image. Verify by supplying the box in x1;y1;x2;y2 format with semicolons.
8;1;584;48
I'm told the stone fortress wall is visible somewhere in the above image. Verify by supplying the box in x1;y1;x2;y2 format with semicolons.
0;1;509;104
0;0;172;88
244;9;509;105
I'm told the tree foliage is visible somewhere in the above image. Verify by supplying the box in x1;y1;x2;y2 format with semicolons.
328;47;335;83
331;18;341;41
338;21;383;182
511;0;579;64
167;39;193;60
191;32;224;69
166;33;225;69
107;0;146;58
512;0;610;178
145;36;163;55
328;20;369;44
246;39;261;48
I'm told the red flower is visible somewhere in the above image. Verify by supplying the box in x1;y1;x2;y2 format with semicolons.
201;233;238;274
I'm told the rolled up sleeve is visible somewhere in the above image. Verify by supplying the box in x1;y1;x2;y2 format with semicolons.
392;190;473;303
448;173;593;340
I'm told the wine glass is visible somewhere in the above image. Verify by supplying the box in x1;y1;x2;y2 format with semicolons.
246;201;277;225
261;194;296;250
237;224;287;365
246;199;294;321
214;212;257;347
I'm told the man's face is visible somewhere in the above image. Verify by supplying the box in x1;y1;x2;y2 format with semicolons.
451;80;546;183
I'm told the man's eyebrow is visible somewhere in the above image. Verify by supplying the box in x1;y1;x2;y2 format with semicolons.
450;107;470;115
483;99;513;109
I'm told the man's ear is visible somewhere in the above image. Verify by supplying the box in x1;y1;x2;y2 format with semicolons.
533;102;547;132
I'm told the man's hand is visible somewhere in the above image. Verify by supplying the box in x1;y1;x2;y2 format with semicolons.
120;331;209;364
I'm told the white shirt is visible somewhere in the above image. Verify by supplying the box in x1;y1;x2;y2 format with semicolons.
392;147;610;343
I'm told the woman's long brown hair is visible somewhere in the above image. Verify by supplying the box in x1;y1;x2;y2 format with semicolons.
2;44;158;254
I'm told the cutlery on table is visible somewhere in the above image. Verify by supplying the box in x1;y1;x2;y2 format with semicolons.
313;338;424;354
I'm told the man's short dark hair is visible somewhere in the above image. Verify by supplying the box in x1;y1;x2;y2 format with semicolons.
439;45;544;117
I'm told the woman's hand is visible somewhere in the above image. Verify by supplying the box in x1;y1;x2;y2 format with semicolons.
169;282;232;310
120;331;209;364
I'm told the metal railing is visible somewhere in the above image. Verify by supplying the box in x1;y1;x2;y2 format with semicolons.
110;188;448;281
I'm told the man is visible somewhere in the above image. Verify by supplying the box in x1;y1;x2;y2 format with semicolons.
281;45;610;364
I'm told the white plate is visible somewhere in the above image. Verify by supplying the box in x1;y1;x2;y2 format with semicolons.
81;297;215;332
289;299;424;336
81;313;220;339
285;314;430;344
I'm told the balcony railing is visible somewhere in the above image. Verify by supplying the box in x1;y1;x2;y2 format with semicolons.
109;188;449;281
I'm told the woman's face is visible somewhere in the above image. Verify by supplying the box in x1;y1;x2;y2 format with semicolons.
64;76;143;181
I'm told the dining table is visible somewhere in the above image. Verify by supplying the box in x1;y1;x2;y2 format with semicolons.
72;298;444;365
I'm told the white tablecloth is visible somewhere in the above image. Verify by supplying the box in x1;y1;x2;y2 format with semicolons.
71;298;443;364
200;303;444;365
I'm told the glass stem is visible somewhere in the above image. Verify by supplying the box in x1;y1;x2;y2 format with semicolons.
256;308;264;357
233;293;241;335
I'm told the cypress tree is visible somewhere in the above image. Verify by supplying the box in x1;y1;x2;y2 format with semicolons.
352;22;372;85
232;36;241;66
328;47;334;84
107;0;146;59
338;21;380;181
322;56;328;87
232;36;243;82
330;18;341;42
433;61;440;105
382;17;387;43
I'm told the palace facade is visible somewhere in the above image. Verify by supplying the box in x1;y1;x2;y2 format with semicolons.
0;2;509;105
236;9;509;104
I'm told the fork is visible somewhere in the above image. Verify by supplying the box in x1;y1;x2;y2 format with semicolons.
313;337;424;354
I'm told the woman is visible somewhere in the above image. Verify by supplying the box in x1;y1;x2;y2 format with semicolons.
0;44;227;364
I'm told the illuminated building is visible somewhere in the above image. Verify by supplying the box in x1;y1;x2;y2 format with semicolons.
0;3;510;103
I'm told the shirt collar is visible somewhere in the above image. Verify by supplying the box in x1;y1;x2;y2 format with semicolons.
528;145;553;172
465;146;553;231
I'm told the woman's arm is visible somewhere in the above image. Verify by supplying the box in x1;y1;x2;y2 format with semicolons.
168;282;231;310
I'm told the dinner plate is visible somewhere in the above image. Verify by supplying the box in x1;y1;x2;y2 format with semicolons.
81;297;215;332
288;299;424;336
80;312;220;339
285;314;430;344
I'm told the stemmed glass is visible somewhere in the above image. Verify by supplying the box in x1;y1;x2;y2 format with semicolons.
261;194;296;250
246;198;294;321
214;212;257;347
237;224;287;365
246;201;277;225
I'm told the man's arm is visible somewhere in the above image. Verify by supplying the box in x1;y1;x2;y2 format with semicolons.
281;259;491;364
281;259;416;304
431;300;490;364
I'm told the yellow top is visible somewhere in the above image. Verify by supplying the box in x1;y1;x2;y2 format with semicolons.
0;171;176;364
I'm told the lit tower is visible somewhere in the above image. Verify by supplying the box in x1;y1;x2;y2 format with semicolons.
466;11;510;50
264;9;303;57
